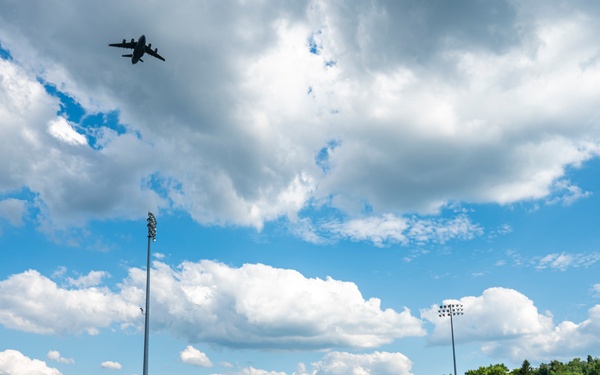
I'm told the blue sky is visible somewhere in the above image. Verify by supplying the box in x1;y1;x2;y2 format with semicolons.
2;1;600;374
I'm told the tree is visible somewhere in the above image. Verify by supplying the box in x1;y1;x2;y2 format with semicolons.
566;358;585;374
519;360;533;375
536;363;550;375
549;360;567;374
465;364;510;375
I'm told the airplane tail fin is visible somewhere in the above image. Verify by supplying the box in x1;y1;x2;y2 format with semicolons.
122;54;133;57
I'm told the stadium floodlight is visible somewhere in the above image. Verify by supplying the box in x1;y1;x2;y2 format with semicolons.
438;303;464;375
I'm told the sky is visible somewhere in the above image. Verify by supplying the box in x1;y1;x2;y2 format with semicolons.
1;0;600;374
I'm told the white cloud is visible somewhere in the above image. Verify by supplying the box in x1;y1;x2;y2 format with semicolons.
47;117;87;146
1;1;600;235
233;351;414;375
320;214;482;247
121;260;425;349
46;351;74;365
100;361;122;370
51;266;67;279
179;346;213;368
240;367;286;375
546;179;592;206
296;351;414;375
480;304;600;362
485;223;514;241
67;270;110;288
0;269;138;335
423;287;553;345
324;214;410;247
422;287;600;362
537;253;574;270
493;250;600;271
536;252;600;271
0;261;424;349
0;350;62;375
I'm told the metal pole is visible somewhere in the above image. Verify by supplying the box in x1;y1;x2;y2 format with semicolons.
450;313;457;375
143;234;151;375
143;213;156;375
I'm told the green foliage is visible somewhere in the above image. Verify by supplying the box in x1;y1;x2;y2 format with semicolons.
465;363;510;375
521;359;533;375
464;356;600;375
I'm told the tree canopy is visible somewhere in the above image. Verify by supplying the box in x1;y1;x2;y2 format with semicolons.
464;356;600;375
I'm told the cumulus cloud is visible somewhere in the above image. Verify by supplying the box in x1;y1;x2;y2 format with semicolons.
0;350;62;375
0;269;139;335
1;1;600;236
179;346;213;367
100;361;122;370
296;351;414;375
480;304;600;362
121;260;425;349
422;287;600;362
0;261;423;349
46;351;74;365
423;288;553;345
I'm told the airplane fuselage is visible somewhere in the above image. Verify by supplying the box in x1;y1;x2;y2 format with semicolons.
131;34;146;64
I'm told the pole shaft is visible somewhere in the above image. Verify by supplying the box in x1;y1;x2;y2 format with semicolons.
143;235;151;375
450;313;457;375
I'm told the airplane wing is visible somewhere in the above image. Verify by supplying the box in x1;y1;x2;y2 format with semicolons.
108;41;136;49
145;45;166;61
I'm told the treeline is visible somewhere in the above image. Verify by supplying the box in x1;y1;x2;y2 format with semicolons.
464;355;600;375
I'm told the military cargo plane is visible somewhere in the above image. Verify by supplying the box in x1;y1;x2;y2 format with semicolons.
108;35;165;64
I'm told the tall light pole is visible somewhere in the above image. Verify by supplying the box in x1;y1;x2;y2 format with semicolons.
143;212;156;375
438;303;463;375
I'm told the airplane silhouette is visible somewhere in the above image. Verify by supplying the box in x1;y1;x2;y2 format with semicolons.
108;35;165;64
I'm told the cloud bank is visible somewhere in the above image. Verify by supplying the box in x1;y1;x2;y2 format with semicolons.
3;268;600;363
1;0;600;239
0;261;424;349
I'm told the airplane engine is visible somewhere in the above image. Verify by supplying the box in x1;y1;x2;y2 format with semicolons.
155;48;158;53
122;39;126;44
148;43;152;49
131;38;134;43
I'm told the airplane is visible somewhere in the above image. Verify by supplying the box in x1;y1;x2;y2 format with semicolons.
108;34;165;64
